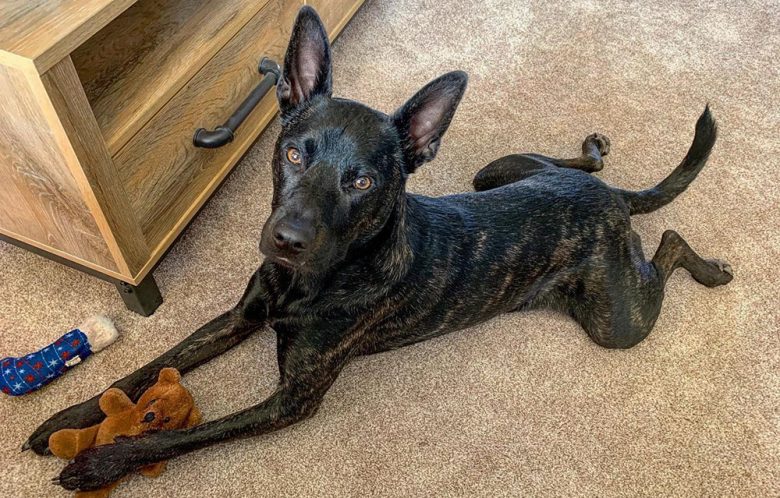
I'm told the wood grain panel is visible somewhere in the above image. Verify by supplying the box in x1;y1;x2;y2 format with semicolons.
71;0;269;155
42;57;150;277
306;0;365;40
0;0;136;74
0;59;117;272
115;0;302;253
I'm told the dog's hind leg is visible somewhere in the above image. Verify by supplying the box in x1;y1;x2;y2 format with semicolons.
24;270;272;455
474;133;611;191
651;229;733;287
473;155;548;191
571;229;732;349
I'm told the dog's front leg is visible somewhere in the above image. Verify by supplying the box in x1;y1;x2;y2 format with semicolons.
54;334;352;492
24;269;273;455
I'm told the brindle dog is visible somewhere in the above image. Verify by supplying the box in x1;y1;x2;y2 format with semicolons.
34;7;732;491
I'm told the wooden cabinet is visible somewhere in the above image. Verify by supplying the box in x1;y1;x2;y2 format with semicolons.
0;0;364;314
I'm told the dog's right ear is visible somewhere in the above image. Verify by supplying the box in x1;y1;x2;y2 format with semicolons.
393;71;468;174
277;6;332;115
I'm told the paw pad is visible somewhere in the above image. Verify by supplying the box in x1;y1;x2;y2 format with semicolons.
586;133;611;157
711;259;733;277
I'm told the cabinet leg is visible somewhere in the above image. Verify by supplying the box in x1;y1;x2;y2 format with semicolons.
116;274;163;316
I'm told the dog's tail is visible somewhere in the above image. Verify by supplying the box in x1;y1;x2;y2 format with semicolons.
614;106;717;215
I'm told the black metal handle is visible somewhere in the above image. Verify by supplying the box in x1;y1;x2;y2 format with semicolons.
193;57;281;149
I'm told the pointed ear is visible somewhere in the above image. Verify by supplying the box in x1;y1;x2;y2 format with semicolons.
277;6;332;114
393;71;468;173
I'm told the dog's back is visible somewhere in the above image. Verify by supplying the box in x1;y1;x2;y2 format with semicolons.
352;171;627;353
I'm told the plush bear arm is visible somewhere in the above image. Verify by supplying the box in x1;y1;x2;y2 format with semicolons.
49;424;100;460
99;388;134;416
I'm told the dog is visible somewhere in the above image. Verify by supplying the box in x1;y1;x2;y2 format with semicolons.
29;7;732;491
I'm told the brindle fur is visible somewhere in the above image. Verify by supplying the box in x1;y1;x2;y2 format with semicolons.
34;7;732;491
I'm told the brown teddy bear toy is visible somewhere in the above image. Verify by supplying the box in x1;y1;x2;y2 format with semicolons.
48;368;201;497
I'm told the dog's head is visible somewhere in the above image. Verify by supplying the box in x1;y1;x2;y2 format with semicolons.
260;7;467;274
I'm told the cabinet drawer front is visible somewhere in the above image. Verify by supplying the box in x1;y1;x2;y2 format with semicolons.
115;0;300;250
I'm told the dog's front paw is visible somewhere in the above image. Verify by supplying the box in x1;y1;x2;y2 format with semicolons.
23;425;55;455
585;133;611;157
24;398;103;455
53;443;143;491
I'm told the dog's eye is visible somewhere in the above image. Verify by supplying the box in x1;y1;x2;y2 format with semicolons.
286;147;302;165
353;176;372;190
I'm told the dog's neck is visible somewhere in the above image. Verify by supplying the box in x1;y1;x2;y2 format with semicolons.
340;190;415;279
372;193;415;283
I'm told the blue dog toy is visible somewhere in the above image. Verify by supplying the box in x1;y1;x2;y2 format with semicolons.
1;316;118;396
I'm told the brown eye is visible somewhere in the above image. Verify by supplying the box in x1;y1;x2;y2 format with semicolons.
286;147;302;165
353;176;372;190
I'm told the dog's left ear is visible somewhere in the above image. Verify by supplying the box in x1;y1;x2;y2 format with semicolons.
393;71;468;173
277;6;332;115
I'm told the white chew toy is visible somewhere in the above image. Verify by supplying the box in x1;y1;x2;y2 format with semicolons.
78;315;119;353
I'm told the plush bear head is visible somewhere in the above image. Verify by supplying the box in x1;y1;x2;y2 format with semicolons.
101;367;199;439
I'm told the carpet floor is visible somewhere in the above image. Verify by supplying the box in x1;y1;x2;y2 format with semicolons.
1;0;778;496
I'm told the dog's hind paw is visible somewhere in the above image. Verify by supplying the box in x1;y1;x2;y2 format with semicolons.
711;259;733;276
695;259;734;287
584;133;611;157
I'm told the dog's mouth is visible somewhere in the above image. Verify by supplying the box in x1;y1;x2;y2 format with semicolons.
259;238;305;270
268;254;306;270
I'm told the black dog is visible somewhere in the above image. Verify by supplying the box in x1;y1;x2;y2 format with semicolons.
32;7;732;491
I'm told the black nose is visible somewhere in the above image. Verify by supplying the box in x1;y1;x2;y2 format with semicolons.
143;412;155;423
272;218;315;255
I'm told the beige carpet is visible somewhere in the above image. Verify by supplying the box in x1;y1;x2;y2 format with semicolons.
1;0;778;496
